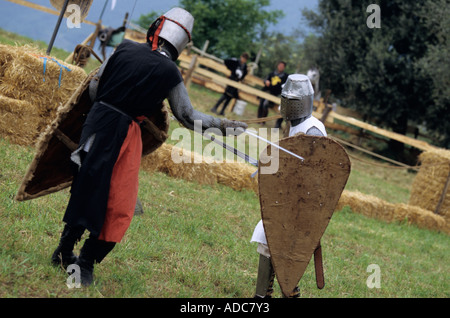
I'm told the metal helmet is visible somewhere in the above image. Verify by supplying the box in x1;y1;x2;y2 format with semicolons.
280;74;314;121
147;7;194;59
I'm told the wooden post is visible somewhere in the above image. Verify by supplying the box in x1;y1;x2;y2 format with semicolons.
46;0;70;55
249;47;262;75
184;55;198;90
200;40;209;57
434;166;450;215
320;89;332;123
4;0;96;26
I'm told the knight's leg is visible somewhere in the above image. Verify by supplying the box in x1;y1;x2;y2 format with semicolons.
211;94;226;113
75;236;116;286
219;96;232;115
51;223;85;269
257;99;266;118
254;243;275;298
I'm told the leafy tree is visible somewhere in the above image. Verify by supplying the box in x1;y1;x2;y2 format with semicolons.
253;30;303;78
302;1;448;155
134;11;161;29
178;0;283;59
415;0;450;148
297;33;321;74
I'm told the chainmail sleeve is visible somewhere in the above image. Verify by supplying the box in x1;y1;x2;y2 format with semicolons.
167;81;222;132
306;126;325;137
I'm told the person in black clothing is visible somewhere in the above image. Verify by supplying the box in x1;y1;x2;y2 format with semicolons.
257;61;288;128
211;52;249;115
51;8;248;287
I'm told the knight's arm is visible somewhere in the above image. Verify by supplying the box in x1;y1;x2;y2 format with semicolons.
89;54;112;101
167;82;247;135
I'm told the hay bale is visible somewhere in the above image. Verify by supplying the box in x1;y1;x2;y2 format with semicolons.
338;190;448;234
142;144;448;233
0;95;41;145
0;44;86;110
141;143;258;193
0;44;87;145
214;162;259;193
409;149;450;227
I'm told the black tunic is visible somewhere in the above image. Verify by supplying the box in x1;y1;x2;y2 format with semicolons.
263;71;289;96
223;58;248;99
63;40;182;238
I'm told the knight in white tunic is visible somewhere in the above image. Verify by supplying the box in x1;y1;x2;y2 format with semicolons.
252;74;327;298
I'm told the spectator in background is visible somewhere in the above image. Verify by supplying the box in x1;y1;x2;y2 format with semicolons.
257;61;288;128
211;52;249;115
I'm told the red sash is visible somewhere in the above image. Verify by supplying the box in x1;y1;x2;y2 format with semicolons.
99;121;143;242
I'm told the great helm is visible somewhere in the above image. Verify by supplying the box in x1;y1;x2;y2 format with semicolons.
147;7;194;59
280;74;314;121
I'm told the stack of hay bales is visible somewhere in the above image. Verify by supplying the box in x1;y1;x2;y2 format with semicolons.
337;190;448;234
0;44;87;145
409;149;450;234
336;149;450;234
142;144;449;234
141;143;259;193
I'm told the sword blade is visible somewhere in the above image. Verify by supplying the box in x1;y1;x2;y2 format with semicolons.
203;133;259;167
243;130;305;162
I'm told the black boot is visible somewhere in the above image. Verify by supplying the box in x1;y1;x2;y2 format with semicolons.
75;237;115;287
51;224;84;269
254;254;275;298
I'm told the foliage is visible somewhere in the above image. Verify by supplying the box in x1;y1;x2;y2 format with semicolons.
302;0;450;151
178;0;283;59
132;1;301;80
415;0;450;148
297;33;321;73
133;10;162;30
252;30;303;78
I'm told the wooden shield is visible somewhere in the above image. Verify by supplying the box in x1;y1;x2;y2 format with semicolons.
258;134;351;295
15;69;169;201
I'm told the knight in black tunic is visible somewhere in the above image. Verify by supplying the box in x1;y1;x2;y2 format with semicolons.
51;8;248;287
64;41;183;239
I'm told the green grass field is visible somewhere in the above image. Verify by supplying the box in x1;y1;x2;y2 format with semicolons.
0;29;448;298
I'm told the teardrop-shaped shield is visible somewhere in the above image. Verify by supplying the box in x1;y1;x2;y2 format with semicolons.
258;134;351;296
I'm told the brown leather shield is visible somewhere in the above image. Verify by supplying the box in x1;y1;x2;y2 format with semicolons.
15;69;169;201
258;134;351;295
